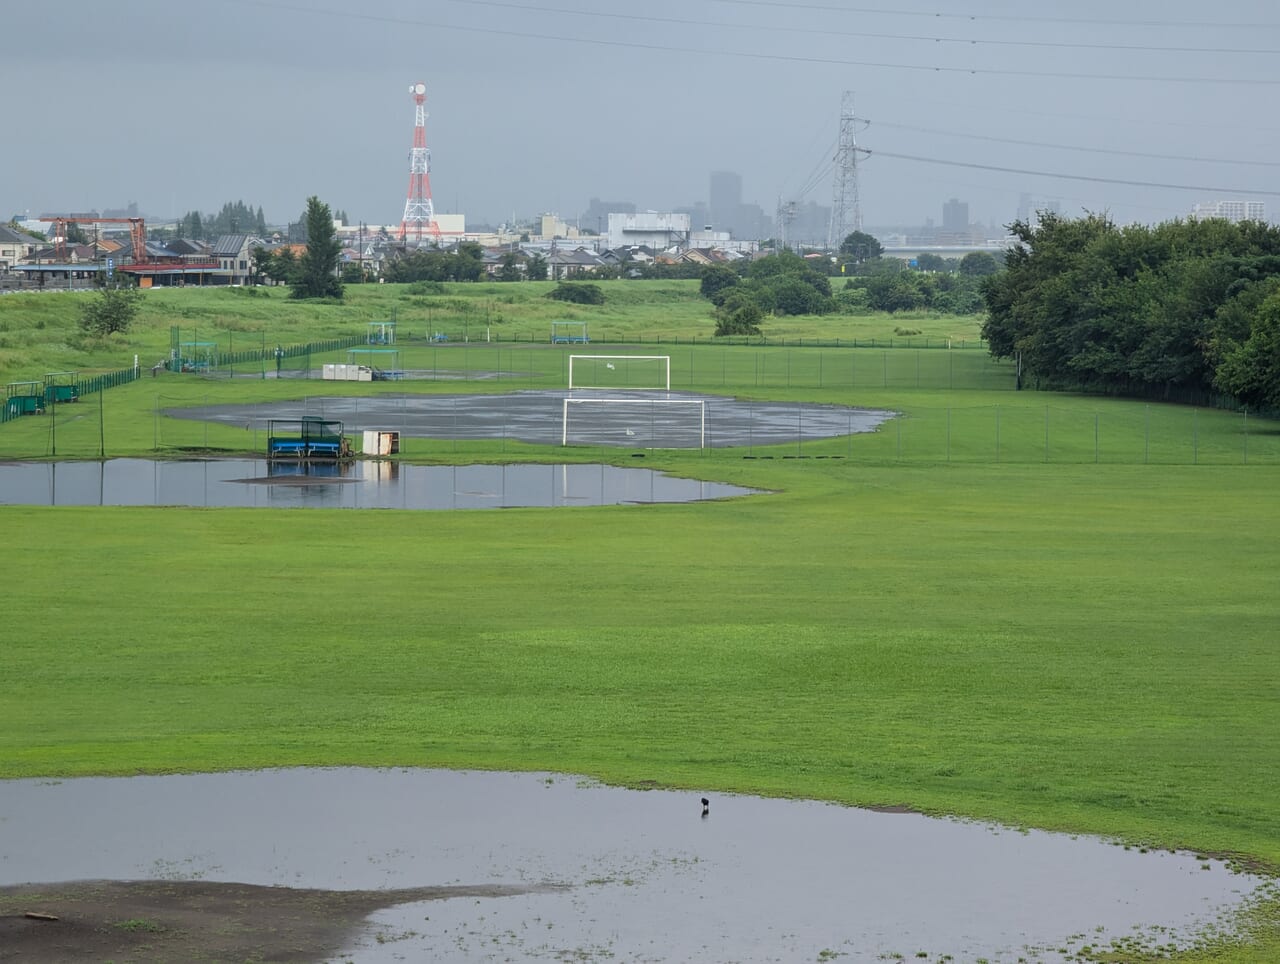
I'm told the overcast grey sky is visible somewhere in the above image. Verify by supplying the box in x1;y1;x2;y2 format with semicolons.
4;0;1279;231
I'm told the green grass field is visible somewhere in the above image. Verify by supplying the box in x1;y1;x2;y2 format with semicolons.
0;280;984;385
2;284;1278;960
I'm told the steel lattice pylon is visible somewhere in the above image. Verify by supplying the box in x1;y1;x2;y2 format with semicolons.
827;91;869;250
399;82;440;243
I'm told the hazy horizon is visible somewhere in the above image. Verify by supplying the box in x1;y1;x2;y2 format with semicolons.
4;0;1278;232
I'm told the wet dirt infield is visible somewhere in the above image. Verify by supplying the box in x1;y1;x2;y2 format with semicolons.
0;769;1265;963
0;879;559;963
168;389;896;449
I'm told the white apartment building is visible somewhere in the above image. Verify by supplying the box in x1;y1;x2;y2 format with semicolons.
1191;200;1266;223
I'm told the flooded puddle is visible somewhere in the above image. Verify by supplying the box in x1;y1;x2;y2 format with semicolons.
0;769;1263;962
169;389;895;449
0;459;756;509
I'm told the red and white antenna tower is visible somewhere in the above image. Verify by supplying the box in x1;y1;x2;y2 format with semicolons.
399;81;440;243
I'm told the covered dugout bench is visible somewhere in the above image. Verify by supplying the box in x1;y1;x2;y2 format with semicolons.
267;417;352;459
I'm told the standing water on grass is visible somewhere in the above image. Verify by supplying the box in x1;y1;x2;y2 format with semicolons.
0;459;758;509
0;769;1267;963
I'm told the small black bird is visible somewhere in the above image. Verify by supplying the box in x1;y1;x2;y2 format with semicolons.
701;797;710;817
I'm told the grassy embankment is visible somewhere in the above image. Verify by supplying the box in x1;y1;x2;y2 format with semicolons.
2;282;1278;960
0;280;983;384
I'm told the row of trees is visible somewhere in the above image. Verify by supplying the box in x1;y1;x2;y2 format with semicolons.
838;261;987;315
174;201;268;240
983;213;1280;408
383;243;487;283
700;252;836;335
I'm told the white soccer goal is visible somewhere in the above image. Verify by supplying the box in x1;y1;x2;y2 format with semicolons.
568;355;671;391
562;396;705;448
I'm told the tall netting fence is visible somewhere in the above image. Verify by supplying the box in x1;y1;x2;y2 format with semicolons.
148;392;1279;465
164;329;367;379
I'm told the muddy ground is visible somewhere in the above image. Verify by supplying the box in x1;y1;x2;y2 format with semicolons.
0;878;559;962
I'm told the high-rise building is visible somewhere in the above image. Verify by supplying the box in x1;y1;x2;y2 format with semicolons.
710;171;742;233
942;198;969;235
1016;193;1033;225
1191;200;1266;223
580;198;636;236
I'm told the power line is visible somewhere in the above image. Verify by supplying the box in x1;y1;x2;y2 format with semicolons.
868;150;1280;197
708;0;1280;31
451;0;1280;55
225;0;1280;86
870;120;1280;168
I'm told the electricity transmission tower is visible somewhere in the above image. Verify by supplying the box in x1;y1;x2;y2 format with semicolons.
827;91;870;249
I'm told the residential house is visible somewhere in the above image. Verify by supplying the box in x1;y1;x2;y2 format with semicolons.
212;234;257;285
0;225;40;271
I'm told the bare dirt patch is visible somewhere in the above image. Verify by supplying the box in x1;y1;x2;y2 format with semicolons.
0;878;561;963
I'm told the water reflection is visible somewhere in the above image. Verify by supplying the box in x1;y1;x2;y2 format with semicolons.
0;768;1264;963
0;459;757;510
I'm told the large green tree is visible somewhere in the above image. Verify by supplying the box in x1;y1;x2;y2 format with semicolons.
839;230;883;263
1214;288;1280;409
79;284;143;336
290;197;344;300
983;213;1280;399
699;264;740;304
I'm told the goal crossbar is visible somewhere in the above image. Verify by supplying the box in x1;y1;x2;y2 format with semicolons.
562;396;705;448
568;355;671;391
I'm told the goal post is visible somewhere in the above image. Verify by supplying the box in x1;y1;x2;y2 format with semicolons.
562;396;705;448
551;321;589;344
568;355;671;391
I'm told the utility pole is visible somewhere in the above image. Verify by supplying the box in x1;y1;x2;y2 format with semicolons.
828;91;871;250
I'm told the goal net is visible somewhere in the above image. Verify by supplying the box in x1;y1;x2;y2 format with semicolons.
551;321;589;344
568;355;670;391
562;396;705;449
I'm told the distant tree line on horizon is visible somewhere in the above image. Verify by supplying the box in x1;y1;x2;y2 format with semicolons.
983;212;1280;410
172;201;268;240
697;234;1002;335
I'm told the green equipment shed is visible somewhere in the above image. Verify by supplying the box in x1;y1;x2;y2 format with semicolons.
6;381;45;416
44;371;80;405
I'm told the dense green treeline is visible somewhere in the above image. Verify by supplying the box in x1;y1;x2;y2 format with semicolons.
982;213;1280;408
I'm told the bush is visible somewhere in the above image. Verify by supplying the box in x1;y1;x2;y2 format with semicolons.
713;290;763;336
407;281;446;296
546;283;605;305
834;288;871;314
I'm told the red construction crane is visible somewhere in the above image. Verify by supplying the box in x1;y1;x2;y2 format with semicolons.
41;215;149;266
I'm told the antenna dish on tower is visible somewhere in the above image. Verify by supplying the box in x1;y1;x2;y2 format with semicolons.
414;82;425;95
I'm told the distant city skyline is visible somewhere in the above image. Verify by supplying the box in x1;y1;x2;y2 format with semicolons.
5;1;1277;233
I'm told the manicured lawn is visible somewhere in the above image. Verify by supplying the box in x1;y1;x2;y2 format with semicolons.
2;285;1278;960
4;461;1278;870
